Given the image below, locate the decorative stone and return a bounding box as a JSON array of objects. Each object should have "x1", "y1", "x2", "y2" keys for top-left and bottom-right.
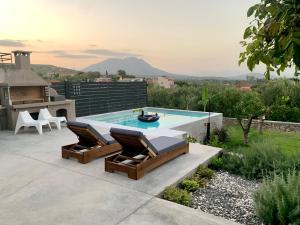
[{"x1": 191, "y1": 171, "x2": 261, "y2": 225}]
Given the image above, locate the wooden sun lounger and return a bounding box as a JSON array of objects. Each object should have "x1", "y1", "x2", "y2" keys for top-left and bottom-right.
[
  {"x1": 105, "y1": 128, "x2": 189, "y2": 180},
  {"x1": 62, "y1": 121, "x2": 122, "y2": 164}
]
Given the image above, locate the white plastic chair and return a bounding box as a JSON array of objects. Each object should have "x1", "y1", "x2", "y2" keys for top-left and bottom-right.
[
  {"x1": 15, "y1": 111, "x2": 52, "y2": 135},
  {"x1": 38, "y1": 108, "x2": 67, "y2": 130}
]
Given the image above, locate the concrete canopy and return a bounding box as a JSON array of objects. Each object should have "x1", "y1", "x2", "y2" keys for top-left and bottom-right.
[{"x1": 0, "y1": 67, "x2": 49, "y2": 87}]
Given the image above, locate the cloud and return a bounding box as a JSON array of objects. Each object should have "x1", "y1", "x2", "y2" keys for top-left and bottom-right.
[
  {"x1": 53, "y1": 51, "x2": 97, "y2": 59},
  {"x1": 34, "y1": 48, "x2": 140, "y2": 59},
  {"x1": 55, "y1": 53, "x2": 96, "y2": 59},
  {"x1": 37, "y1": 50, "x2": 97, "y2": 59},
  {"x1": 0, "y1": 39, "x2": 25, "y2": 47},
  {"x1": 82, "y1": 49, "x2": 141, "y2": 57}
]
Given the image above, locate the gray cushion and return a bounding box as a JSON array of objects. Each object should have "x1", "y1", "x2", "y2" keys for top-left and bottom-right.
[
  {"x1": 110, "y1": 128, "x2": 147, "y2": 156},
  {"x1": 148, "y1": 136, "x2": 187, "y2": 155},
  {"x1": 110, "y1": 128, "x2": 143, "y2": 138},
  {"x1": 67, "y1": 121, "x2": 115, "y2": 145},
  {"x1": 110, "y1": 127, "x2": 186, "y2": 155},
  {"x1": 110, "y1": 128, "x2": 154, "y2": 149}
]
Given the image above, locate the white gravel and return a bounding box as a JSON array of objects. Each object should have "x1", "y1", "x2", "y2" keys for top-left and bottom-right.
[{"x1": 192, "y1": 171, "x2": 261, "y2": 225}]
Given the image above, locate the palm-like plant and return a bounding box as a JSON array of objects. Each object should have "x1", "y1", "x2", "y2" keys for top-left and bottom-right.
[{"x1": 199, "y1": 87, "x2": 209, "y2": 112}]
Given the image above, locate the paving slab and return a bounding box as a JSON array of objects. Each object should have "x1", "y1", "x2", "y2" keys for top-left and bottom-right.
[
  {"x1": 1, "y1": 129, "x2": 221, "y2": 196},
  {"x1": 0, "y1": 129, "x2": 239, "y2": 225},
  {"x1": 0, "y1": 164, "x2": 152, "y2": 225},
  {"x1": 0, "y1": 153, "x2": 55, "y2": 199},
  {"x1": 119, "y1": 198, "x2": 240, "y2": 225}
]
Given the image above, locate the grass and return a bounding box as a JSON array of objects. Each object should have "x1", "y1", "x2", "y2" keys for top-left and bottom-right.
[{"x1": 223, "y1": 125, "x2": 300, "y2": 154}]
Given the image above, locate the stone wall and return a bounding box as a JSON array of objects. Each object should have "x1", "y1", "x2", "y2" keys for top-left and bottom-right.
[
  {"x1": 223, "y1": 117, "x2": 300, "y2": 132},
  {"x1": 0, "y1": 107, "x2": 8, "y2": 130}
]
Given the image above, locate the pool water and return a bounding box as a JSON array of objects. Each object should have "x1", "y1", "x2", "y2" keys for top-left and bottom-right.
[{"x1": 87, "y1": 108, "x2": 208, "y2": 129}]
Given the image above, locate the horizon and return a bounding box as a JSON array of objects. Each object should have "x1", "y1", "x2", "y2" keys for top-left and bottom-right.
[{"x1": 0, "y1": 0, "x2": 292, "y2": 77}]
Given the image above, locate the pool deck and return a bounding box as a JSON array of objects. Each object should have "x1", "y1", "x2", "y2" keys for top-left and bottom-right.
[{"x1": 0, "y1": 128, "x2": 239, "y2": 225}]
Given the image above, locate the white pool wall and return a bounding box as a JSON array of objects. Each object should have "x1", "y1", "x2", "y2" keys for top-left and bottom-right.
[
  {"x1": 172, "y1": 113, "x2": 223, "y2": 141},
  {"x1": 144, "y1": 107, "x2": 223, "y2": 140}
]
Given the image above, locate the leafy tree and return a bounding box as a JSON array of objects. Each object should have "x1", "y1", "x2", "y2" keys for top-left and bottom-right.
[
  {"x1": 211, "y1": 88, "x2": 242, "y2": 117},
  {"x1": 234, "y1": 91, "x2": 265, "y2": 144},
  {"x1": 147, "y1": 85, "x2": 173, "y2": 108},
  {"x1": 117, "y1": 70, "x2": 126, "y2": 76},
  {"x1": 174, "y1": 80, "x2": 189, "y2": 86},
  {"x1": 254, "y1": 79, "x2": 300, "y2": 122},
  {"x1": 178, "y1": 85, "x2": 197, "y2": 110},
  {"x1": 85, "y1": 71, "x2": 101, "y2": 81},
  {"x1": 239, "y1": 0, "x2": 300, "y2": 78}
]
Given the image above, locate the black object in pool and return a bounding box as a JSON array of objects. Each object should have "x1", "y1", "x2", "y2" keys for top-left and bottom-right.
[{"x1": 138, "y1": 110, "x2": 160, "y2": 122}]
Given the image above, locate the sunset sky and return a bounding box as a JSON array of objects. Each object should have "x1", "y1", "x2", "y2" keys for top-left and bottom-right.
[{"x1": 0, "y1": 0, "x2": 262, "y2": 76}]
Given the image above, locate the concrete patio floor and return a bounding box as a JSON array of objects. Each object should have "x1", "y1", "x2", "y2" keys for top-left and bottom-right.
[{"x1": 0, "y1": 128, "x2": 239, "y2": 225}]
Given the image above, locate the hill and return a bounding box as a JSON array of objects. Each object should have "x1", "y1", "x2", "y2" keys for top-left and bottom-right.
[
  {"x1": 83, "y1": 57, "x2": 171, "y2": 76},
  {"x1": 31, "y1": 64, "x2": 79, "y2": 77}
]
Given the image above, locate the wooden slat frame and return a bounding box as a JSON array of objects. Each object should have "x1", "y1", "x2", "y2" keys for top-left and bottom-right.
[
  {"x1": 61, "y1": 125, "x2": 122, "y2": 164},
  {"x1": 105, "y1": 142, "x2": 189, "y2": 180},
  {"x1": 62, "y1": 142, "x2": 122, "y2": 164}
]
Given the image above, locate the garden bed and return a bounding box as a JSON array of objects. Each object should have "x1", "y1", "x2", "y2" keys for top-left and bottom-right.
[
  {"x1": 191, "y1": 171, "x2": 261, "y2": 225},
  {"x1": 162, "y1": 125, "x2": 300, "y2": 225}
]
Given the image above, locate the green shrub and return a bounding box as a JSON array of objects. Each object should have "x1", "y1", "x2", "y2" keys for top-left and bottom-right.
[
  {"x1": 161, "y1": 186, "x2": 192, "y2": 206},
  {"x1": 196, "y1": 166, "x2": 214, "y2": 179},
  {"x1": 220, "y1": 140, "x2": 300, "y2": 179},
  {"x1": 186, "y1": 166, "x2": 215, "y2": 188},
  {"x1": 191, "y1": 175, "x2": 208, "y2": 187},
  {"x1": 254, "y1": 171, "x2": 300, "y2": 225},
  {"x1": 181, "y1": 179, "x2": 199, "y2": 192},
  {"x1": 186, "y1": 135, "x2": 198, "y2": 143},
  {"x1": 212, "y1": 127, "x2": 229, "y2": 143},
  {"x1": 268, "y1": 105, "x2": 300, "y2": 122},
  {"x1": 209, "y1": 135, "x2": 223, "y2": 148},
  {"x1": 209, "y1": 156, "x2": 224, "y2": 170}
]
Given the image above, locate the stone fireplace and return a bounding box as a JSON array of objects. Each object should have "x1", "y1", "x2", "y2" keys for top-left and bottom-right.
[{"x1": 0, "y1": 50, "x2": 76, "y2": 130}]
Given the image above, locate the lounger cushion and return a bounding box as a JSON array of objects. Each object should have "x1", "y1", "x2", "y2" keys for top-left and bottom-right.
[
  {"x1": 110, "y1": 128, "x2": 155, "y2": 148},
  {"x1": 110, "y1": 128, "x2": 143, "y2": 138},
  {"x1": 110, "y1": 128, "x2": 186, "y2": 155},
  {"x1": 67, "y1": 121, "x2": 116, "y2": 145},
  {"x1": 110, "y1": 128, "x2": 153, "y2": 155},
  {"x1": 148, "y1": 136, "x2": 187, "y2": 155}
]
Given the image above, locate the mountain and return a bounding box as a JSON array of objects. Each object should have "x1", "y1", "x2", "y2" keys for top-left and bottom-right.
[
  {"x1": 83, "y1": 57, "x2": 266, "y2": 81},
  {"x1": 31, "y1": 64, "x2": 79, "y2": 77},
  {"x1": 83, "y1": 57, "x2": 170, "y2": 77},
  {"x1": 32, "y1": 58, "x2": 266, "y2": 81}
]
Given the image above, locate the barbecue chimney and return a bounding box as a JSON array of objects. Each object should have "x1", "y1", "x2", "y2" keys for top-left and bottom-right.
[{"x1": 12, "y1": 50, "x2": 31, "y2": 69}]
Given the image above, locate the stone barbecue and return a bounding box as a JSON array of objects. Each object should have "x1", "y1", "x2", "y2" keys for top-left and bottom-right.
[{"x1": 0, "y1": 50, "x2": 75, "y2": 130}]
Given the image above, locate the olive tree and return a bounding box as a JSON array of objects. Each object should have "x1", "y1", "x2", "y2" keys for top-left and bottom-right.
[
  {"x1": 234, "y1": 91, "x2": 265, "y2": 144},
  {"x1": 239, "y1": 0, "x2": 300, "y2": 78}
]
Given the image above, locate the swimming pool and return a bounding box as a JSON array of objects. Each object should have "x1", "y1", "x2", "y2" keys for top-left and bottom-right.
[
  {"x1": 85, "y1": 107, "x2": 208, "y2": 129},
  {"x1": 78, "y1": 107, "x2": 223, "y2": 140}
]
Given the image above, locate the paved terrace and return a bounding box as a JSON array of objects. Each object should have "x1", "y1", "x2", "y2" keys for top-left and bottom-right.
[{"x1": 0, "y1": 128, "x2": 239, "y2": 225}]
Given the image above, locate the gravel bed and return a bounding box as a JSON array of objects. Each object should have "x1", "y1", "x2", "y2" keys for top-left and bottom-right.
[{"x1": 191, "y1": 171, "x2": 261, "y2": 225}]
